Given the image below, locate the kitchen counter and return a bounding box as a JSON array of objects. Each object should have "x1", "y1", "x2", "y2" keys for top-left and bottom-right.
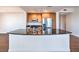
[
  {"x1": 9, "y1": 29, "x2": 71, "y2": 52},
  {"x1": 9, "y1": 29, "x2": 71, "y2": 35}
]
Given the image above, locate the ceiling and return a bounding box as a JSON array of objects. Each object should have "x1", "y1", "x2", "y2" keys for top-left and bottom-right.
[
  {"x1": 0, "y1": 6, "x2": 77, "y2": 14},
  {"x1": 20, "y1": 6, "x2": 76, "y2": 12}
]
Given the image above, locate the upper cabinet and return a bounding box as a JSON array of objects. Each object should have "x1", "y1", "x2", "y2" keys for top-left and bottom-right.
[{"x1": 27, "y1": 13, "x2": 42, "y2": 22}]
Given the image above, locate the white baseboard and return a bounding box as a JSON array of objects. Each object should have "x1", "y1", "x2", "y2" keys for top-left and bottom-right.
[
  {"x1": 0, "y1": 32, "x2": 8, "y2": 34},
  {"x1": 71, "y1": 33, "x2": 79, "y2": 37}
]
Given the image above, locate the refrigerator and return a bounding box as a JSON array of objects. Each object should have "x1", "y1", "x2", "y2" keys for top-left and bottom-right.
[{"x1": 42, "y1": 18, "x2": 53, "y2": 34}]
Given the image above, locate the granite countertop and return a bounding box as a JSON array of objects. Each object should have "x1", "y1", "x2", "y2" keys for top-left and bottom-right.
[{"x1": 8, "y1": 29, "x2": 72, "y2": 35}]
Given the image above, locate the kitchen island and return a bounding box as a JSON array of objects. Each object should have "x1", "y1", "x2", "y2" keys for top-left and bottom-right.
[{"x1": 8, "y1": 29, "x2": 71, "y2": 52}]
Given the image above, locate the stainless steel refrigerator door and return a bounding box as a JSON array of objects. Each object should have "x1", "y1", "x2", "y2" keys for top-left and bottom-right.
[
  {"x1": 46, "y1": 18, "x2": 52, "y2": 27},
  {"x1": 46, "y1": 28, "x2": 52, "y2": 34},
  {"x1": 42, "y1": 18, "x2": 47, "y2": 34},
  {"x1": 42, "y1": 18, "x2": 46, "y2": 24},
  {"x1": 46, "y1": 18, "x2": 53, "y2": 34}
]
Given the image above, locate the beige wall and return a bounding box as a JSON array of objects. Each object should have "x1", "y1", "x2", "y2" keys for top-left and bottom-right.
[
  {"x1": 0, "y1": 12, "x2": 26, "y2": 33},
  {"x1": 66, "y1": 8, "x2": 79, "y2": 37},
  {"x1": 0, "y1": 7, "x2": 27, "y2": 33},
  {"x1": 59, "y1": 15, "x2": 66, "y2": 30}
]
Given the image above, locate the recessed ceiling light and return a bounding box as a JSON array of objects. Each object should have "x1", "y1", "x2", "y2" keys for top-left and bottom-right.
[{"x1": 63, "y1": 9, "x2": 67, "y2": 11}]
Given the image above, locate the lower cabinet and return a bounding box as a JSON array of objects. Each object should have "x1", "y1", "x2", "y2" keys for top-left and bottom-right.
[{"x1": 9, "y1": 34, "x2": 70, "y2": 52}]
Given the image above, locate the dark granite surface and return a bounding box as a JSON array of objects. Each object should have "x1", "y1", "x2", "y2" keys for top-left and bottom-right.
[{"x1": 9, "y1": 29, "x2": 71, "y2": 35}]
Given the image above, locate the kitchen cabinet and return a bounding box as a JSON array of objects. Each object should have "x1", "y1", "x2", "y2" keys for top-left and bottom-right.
[
  {"x1": 9, "y1": 34, "x2": 70, "y2": 52},
  {"x1": 27, "y1": 12, "x2": 56, "y2": 29}
]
